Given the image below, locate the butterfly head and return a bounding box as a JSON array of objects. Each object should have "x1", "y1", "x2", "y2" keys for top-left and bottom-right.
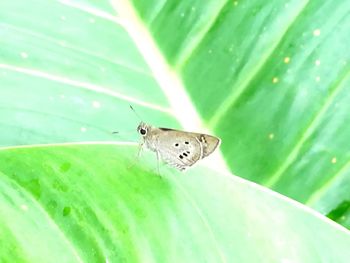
[{"x1": 137, "y1": 122, "x2": 149, "y2": 137}]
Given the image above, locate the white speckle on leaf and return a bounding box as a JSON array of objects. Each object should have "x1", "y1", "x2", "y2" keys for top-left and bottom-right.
[
  {"x1": 315, "y1": 59, "x2": 321, "y2": 66},
  {"x1": 313, "y1": 29, "x2": 321, "y2": 36},
  {"x1": 60, "y1": 15, "x2": 66, "y2": 21},
  {"x1": 272, "y1": 77, "x2": 279, "y2": 83},
  {"x1": 89, "y1": 18, "x2": 95, "y2": 23},
  {"x1": 268, "y1": 133, "x2": 275, "y2": 140},
  {"x1": 331, "y1": 157, "x2": 337, "y2": 164},
  {"x1": 80, "y1": 127, "x2": 87, "y2": 132},
  {"x1": 315, "y1": 76, "x2": 321, "y2": 82},
  {"x1": 92, "y1": 101, "x2": 101, "y2": 108},
  {"x1": 20, "y1": 52, "x2": 28, "y2": 59},
  {"x1": 21, "y1": 204, "x2": 28, "y2": 211},
  {"x1": 234, "y1": 1, "x2": 239, "y2": 6},
  {"x1": 59, "y1": 40, "x2": 67, "y2": 47},
  {"x1": 60, "y1": 94, "x2": 65, "y2": 99},
  {"x1": 284, "y1": 57, "x2": 290, "y2": 64}
]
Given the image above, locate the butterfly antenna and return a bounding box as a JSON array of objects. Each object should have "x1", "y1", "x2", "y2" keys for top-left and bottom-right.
[
  {"x1": 129, "y1": 105, "x2": 143, "y2": 121},
  {"x1": 111, "y1": 106, "x2": 142, "y2": 135}
]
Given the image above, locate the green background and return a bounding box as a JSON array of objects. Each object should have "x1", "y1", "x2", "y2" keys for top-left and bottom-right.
[{"x1": 1, "y1": 0, "x2": 350, "y2": 261}]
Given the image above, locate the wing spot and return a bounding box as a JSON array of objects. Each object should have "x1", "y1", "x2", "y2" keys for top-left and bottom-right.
[
  {"x1": 185, "y1": 141, "x2": 189, "y2": 144},
  {"x1": 183, "y1": 153, "x2": 188, "y2": 157},
  {"x1": 174, "y1": 143, "x2": 179, "y2": 147},
  {"x1": 186, "y1": 151, "x2": 190, "y2": 154},
  {"x1": 179, "y1": 155, "x2": 183, "y2": 159}
]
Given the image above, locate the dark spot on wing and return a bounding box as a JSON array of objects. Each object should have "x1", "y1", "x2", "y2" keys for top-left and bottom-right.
[
  {"x1": 179, "y1": 155, "x2": 183, "y2": 159},
  {"x1": 174, "y1": 143, "x2": 179, "y2": 147},
  {"x1": 186, "y1": 151, "x2": 190, "y2": 154},
  {"x1": 183, "y1": 153, "x2": 188, "y2": 157},
  {"x1": 185, "y1": 141, "x2": 189, "y2": 144}
]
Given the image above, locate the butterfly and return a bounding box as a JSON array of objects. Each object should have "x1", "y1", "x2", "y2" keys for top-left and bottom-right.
[{"x1": 137, "y1": 122, "x2": 221, "y2": 171}]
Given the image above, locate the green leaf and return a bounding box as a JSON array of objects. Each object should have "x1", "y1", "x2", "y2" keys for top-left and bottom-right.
[
  {"x1": 1, "y1": 0, "x2": 350, "y2": 261},
  {"x1": 327, "y1": 200, "x2": 350, "y2": 229},
  {"x1": 1, "y1": 144, "x2": 350, "y2": 262},
  {"x1": 128, "y1": 0, "x2": 350, "y2": 221},
  {"x1": 0, "y1": 0, "x2": 178, "y2": 146}
]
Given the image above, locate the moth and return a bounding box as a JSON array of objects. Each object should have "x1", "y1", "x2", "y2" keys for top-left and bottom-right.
[{"x1": 137, "y1": 121, "x2": 221, "y2": 171}]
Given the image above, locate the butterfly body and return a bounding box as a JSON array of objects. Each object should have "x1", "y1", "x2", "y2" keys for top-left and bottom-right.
[{"x1": 137, "y1": 122, "x2": 221, "y2": 171}]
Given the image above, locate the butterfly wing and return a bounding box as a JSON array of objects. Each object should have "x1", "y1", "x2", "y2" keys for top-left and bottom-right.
[
  {"x1": 155, "y1": 130, "x2": 203, "y2": 171},
  {"x1": 197, "y1": 134, "x2": 221, "y2": 157},
  {"x1": 159, "y1": 128, "x2": 221, "y2": 157}
]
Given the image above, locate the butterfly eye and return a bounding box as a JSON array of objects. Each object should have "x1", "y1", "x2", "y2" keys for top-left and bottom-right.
[{"x1": 140, "y1": 128, "x2": 147, "y2": 135}]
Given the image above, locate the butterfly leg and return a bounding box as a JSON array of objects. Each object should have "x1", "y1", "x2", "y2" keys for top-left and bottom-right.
[
  {"x1": 155, "y1": 150, "x2": 161, "y2": 176},
  {"x1": 128, "y1": 141, "x2": 144, "y2": 169},
  {"x1": 136, "y1": 141, "x2": 144, "y2": 159}
]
